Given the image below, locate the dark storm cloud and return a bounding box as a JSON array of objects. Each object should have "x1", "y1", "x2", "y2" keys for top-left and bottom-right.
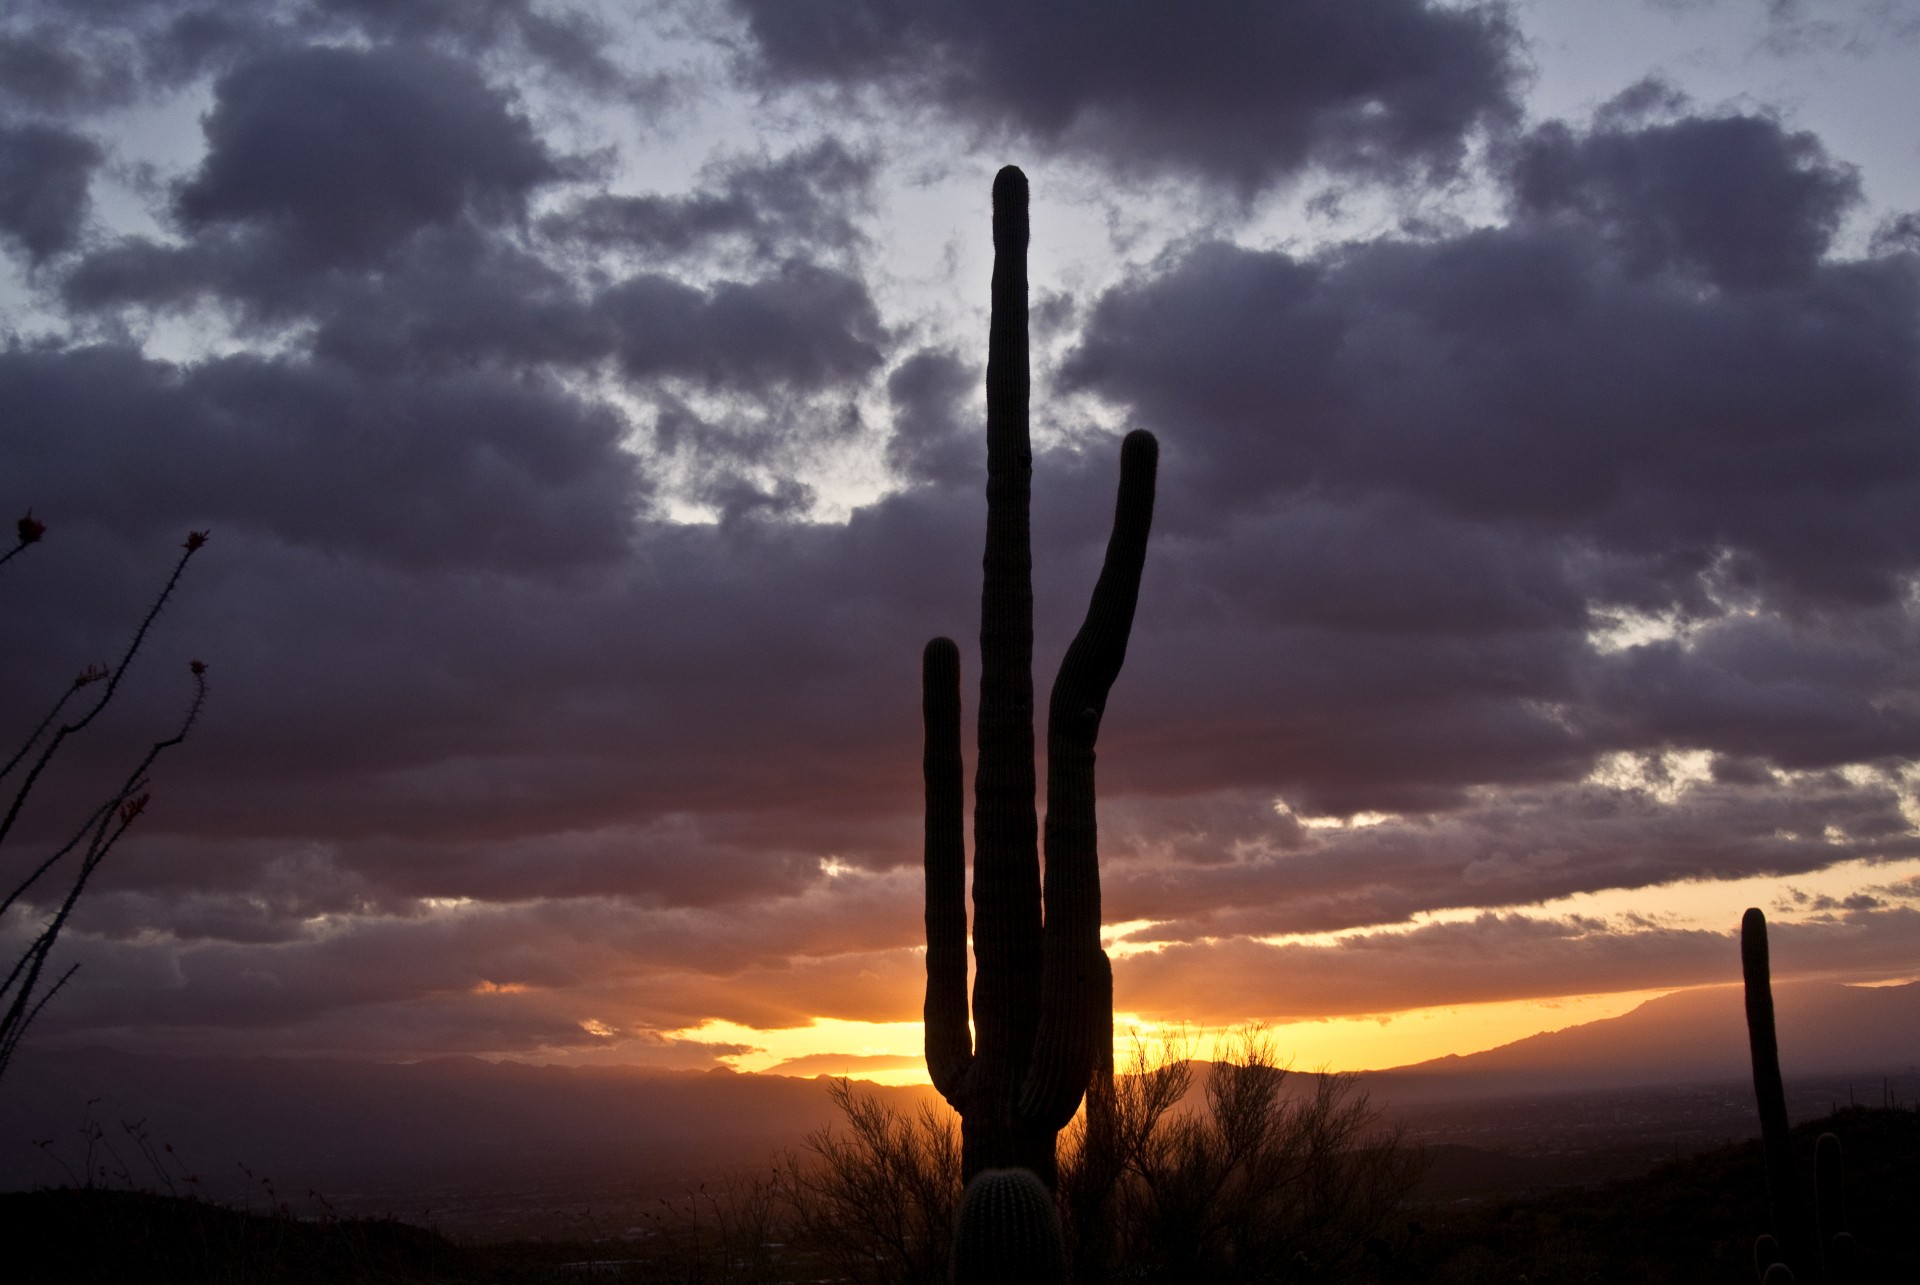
[
  {"x1": 0, "y1": 0, "x2": 634, "y2": 110},
  {"x1": 1, "y1": 427, "x2": 983, "y2": 885},
  {"x1": 174, "y1": 43, "x2": 563, "y2": 267},
  {"x1": 884, "y1": 348, "x2": 978, "y2": 486},
  {"x1": 1095, "y1": 765, "x2": 1920, "y2": 941},
  {"x1": 0, "y1": 344, "x2": 640, "y2": 571},
  {"x1": 1114, "y1": 904, "x2": 1920, "y2": 1023},
  {"x1": 19, "y1": 869, "x2": 930, "y2": 1045},
  {"x1": 727, "y1": 0, "x2": 1521, "y2": 191},
  {"x1": 0, "y1": 25, "x2": 139, "y2": 113},
  {"x1": 544, "y1": 139, "x2": 876, "y2": 260},
  {"x1": 0, "y1": 119, "x2": 101, "y2": 263},
  {"x1": 1043, "y1": 103, "x2": 1920, "y2": 842},
  {"x1": 597, "y1": 261, "x2": 888, "y2": 390},
  {"x1": 1066, "y1": 110, "x2": 1920, "y2": 611},
  {"x1": 312, "y1": 0, "x2": 623, "y2": 89},
  {"x1": 1506, "y1": 101, "x2": 1861, "y2": 289},
  {"x1": 63, "y1": 224, "x2": 893, "y2": 411}
]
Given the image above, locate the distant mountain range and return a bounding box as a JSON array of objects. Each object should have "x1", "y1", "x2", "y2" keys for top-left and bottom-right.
[
  {"x1": 1366, "y1": 979, "x2": 1920, "y2": 1102},
  {"x1": 0, "y1": 1047, "x2": 942, "y2": 1205},
  {"x1": 2, "y1": 980, "x2": 1913, "y2": 1229}
]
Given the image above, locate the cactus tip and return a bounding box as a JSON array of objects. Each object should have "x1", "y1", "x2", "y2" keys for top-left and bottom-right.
[{"x1": 992, "y1": 166, "x2": 1029, "y2": 250}]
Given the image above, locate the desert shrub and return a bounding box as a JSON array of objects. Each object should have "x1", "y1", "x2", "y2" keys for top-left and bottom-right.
[
  {"x1": 771, "y1": 1077, "x2": 962, "y2": 1285},
  {"x1": 1069, "y1": 1028, "x2": 1422, "y2": 1284},
  {"x1": 0, "y1": 516, "x2": 208, "y2": 1085},
  {"x1": 777, "y1": 1031, "x2": 1421, "y2": 1285}
]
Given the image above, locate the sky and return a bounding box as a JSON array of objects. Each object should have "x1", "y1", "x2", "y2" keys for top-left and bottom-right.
[{"x1": 4, "y1": 0, "x2": 1920, "y2": 1084}]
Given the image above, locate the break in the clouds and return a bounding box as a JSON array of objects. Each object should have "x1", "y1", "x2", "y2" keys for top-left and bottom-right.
[{"x1": 4, "y1": 1, "x2": 1920, "y2": 1068}]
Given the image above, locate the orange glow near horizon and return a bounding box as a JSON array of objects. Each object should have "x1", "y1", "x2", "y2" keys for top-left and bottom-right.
[
  {"x1": 652, "y1": 986, "x2": 1687, "y2": 1084},
  {"x1": 568, "y1": 859, "x2": 1920, "y2": 1082}
]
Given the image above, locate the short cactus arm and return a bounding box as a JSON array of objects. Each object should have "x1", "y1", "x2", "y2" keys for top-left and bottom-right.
[
  {"x1": 1815, "y1": 1131, "x2": 1851, "y2": 1284},
  {"x1": 923, "y1": 637, "x2": 973, "y2": 1103},
  {"x1": 1021, "y1": 429, "x2": 1158, "y2": 1130}
]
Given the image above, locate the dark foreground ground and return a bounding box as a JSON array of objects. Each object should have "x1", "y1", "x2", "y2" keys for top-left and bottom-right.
[{"x1": 4, "y1": 1107, "x2": 1916, "y2": 1283}]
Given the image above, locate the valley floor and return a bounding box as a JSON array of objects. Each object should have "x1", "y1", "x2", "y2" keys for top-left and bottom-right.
[{"x1": 5, "y1": 1107, "x2": 1917, "y2": 1284}]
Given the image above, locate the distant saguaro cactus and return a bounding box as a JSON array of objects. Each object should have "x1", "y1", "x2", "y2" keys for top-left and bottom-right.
[
  {"x1": 1740, "y1": 910, "x2": 1869, "y2": 1284},
  {"x1": 922, "y1": 165, "x2": 1159, "y2": 1187},
  {"x1": 1743, "y1": 908, "x2": 1804, "y2": 1269},
  {"x1": 951, "y1": 1167, "x2": 1069, "y2": 1284}
]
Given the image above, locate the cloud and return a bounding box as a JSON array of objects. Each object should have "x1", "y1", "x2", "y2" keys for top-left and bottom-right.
[
  {"x1": 1505, "y1": 95, "x2": 1861, "y2": 289},
  {"x1": 0, "y1": 119, "x2": 101, "y2": 263},
  {"x1": 313, "y1": 0, "x2": 627, "y2": 89},
  {"x1": 1065, "y1": 109, "x2": 1919, "y2": 612},
  {"x1": 1095, "y1": 770, "x2": 1920, "y2": 940},
  {"x1": 0, "y1": 24, "x2": 139, "y2": 113},
  {"x1": 175, "y1": 43, "x2": 564, "y2": 267},
  {"x1": 0, "y1": 1, "x2": 638, "y2": 112},
  {"x1": 597, "y1": 260, "x2": 888, "y2": 390},
  {"x1": 727, "y1": 0, "x2": 1521, "y2": 193},
  {"x1": 1113, "y1": 905, "x2": 1920, "y2": 1023},
  {"x1": 0, "y1": 344, "x2": 642, "y2": 571},
  {"x1": 884, "y1": 348, "x2": 979, "y2": 487},
  {"x1": 543, "y1": 139, "x2": 876, "y2": 260}
]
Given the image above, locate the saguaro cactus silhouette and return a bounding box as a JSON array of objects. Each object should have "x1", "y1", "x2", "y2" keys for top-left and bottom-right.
[
  {"x1": 1743, "y1": 907, "x2": 1867, "y2": 1284},
  {"x1": 921, "y1": 165, "x2": 1159, "y2": 1187},
  {"x1": 1742, "y1": 906, "x2": 1817, "y2": 1281}
]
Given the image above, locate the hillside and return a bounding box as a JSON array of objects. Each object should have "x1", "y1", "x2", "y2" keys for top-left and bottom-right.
[{"x1": 1368, "y1": 979, "x2": 1920, "y2": 1101}]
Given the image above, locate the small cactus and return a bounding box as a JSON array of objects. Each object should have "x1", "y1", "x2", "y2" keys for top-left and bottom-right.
[
  {"x1": 951, "y1": 1167, "x2": 1068, "y2": 1285},
  {"x1": 1815, "y1": 1132, "x2": 1851, "y2": 1284}
]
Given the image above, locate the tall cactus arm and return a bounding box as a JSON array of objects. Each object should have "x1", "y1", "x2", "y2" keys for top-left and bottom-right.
[
  {"x1": 924, "y1": 637, "x2": 974, "y2": 1103},
  {"x1": 973, "y1": 164, "x2": 1043, "y2": 1079},
  {"x1": 1021, "y1": 429, "x2": 1158, "y2": 1129}
]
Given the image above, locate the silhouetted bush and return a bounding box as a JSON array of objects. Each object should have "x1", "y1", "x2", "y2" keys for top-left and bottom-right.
[
  {"x1": 776, "y1": 1030, "x2": 1421, "y2": 1285},
  {"x1": 0, "y1": 515, "x2": 208, "y2": 1085}
]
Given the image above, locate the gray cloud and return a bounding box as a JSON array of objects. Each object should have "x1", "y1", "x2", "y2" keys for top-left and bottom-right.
[
  {"x1": 0, "y1": 24, "x2": 140, "y2": 113},
  {"x1": 0, "y1": 0, "x2": 636, "y2": 112},
  {"x1": 174, "y1": 44, "x2": 563, "y2": 267},
  {"x1": 1506, "y1": 96, "x2": 1861, "y2": 289},
  {"x1": 884, "y1": 348, "x2": 979, "y2": 487},
  {"x1": 0, "y1": 344, "x2": 641, "y2": 571},
  {"x1": 598, "y1": 260, "x2": 888, "y2": 390},
  {"x1": 0, "y1": 119, "x2": 101, "y2": 263},
  {"x1": 1114, "y1": 904, "x2": 1920, "y2": 1023},
  {"x1": 543, "y1": 139, "x2": 876, "y2": 260},
  {"x1": 727, "y1": 0, "x2": 1521, "y2": 192},
  {"x1": 1066, "y1": 110, "x2": 1920, "y2": 611}
]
